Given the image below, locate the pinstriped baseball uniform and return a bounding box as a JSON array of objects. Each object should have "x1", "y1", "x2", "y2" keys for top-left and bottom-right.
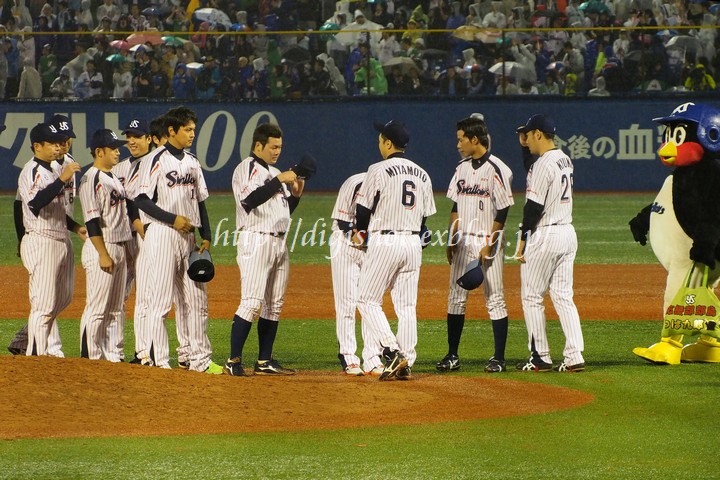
[
  {"x1": 356, "y1": 155, "x2": 436, "y2": 367},
  {"x1": 8, "y1": 152, "x2": 76, "y2": 356},
  {"x1": 78, "y1": 166, "x2": 132, "y2": 360},
  {"x1": 233, "y1": 155, "x2": 292, "y2": 323},
  {"x1": 331, "y1": 173, "x2": 382, "y2": 372},
  {"x1": 137, "y1": 147, "x2": 213, "y2": 371},
  {"x1": 521, "y1": 148, "x2": 584, "y2": 366},
  {"x1": 447, "y1": 154, "x2": 514, "y2": 318},
  {"x1": 114, "y1": 147, "x2": 192, "y2": 365},
  {"x1": 18, "y1": 158, "x2": 74, "y2": 356}
]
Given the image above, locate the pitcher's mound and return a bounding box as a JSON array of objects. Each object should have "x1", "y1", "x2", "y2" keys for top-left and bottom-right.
[{"x1": 0, "y1": 356, "x2": 594, "y2": 439}]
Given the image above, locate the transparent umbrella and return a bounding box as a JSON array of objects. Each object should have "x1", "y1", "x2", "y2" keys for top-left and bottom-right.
[{"x1": 193, "y1": 8, "x2": 232, "y2": 27}]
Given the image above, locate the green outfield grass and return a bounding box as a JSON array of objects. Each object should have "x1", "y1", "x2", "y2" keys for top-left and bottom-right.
[{"x1": 2, "y1": 192, "x2": 716, "y2": 480}]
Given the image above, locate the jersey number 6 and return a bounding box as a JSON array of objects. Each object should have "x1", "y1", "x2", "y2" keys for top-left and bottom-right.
[{"x1": 402, "y1": 180, "x2": 416, "y2": 208}]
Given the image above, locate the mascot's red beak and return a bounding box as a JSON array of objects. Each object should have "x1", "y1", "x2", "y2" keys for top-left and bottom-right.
[{"x1": 658, "y1": 141, "x2": 704, "y2": 167}]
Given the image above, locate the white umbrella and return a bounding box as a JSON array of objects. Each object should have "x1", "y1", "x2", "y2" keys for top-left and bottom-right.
[
  {"x1": 193, "y1": 7, "x2": 232, "y2": 27},
  {"x1": 665, "y1": 35, "x2": 702, "y2": 52},
  {"x1": 382, "y1": 57, "x2": 420, "y2": 76},
  {"x1": 488, "y1": 61, "x2": 533, "y2": 79},
  {"x1": 186, "y1": 62, "x2": 203, "y2": 70}
]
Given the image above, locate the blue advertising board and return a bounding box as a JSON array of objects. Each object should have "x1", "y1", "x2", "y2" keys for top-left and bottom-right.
[{"x1": 0, "y1": 98, "x2": 697, "y2": 192}]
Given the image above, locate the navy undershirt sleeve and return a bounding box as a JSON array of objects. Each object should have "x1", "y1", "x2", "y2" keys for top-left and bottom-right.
[
  {"x1": 241, "y1": 177, "x2": 283, "y2": 213},
  {"x1": 134, "y1": 194, "x2": 177, "y2": 225},
  {"x1": 520, "y1": 200, "x2": 544, "y2": 236},
  {"x1": 27, "y1": 178, "x2": 64, "y2": 217}
]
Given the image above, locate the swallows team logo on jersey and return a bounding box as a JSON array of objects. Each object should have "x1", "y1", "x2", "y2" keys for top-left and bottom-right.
[
  {"x1": 456, "y1": 180, "x2": 489, "y2": 197},
  {"x1": 109, "y1": 189, "x2": 124, "y2": 207},
  {"x1": 166, "y1": 171, "x2": 196, "y2": 187}
]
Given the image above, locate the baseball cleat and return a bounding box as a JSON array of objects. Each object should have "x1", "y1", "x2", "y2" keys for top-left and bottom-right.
[
  {"x1": 178, "y1": 360, "x2": 190, "y2": 370},
  {"x1": 516, "y1": 357, "x2": 553, "y2": 372},
  {"x1": 344, "y1": 364, "x2": 364, "y2": 376},
  {"x1": 254, "y1": 359, "x2": 296, "y2": 376},
  {"x1": 436, "y1": 354, "x2": 460, "y2": 372},
  {"x1": 484, "y1": 356, "x2": 506, "y2": 373},
  {"x1": 379, "y1": 350, "x2": 408, "y2": 381},
  {"x1": 366, "y1": 365, "x2": 385, "y2": 376},
  {"x1": 396, "y1": 366, "x2": 412, "y2": 381},
  {"x1": 7, "y1": 346, "x2": 23, "y2": 355},
  {"x1": 554, "y1": 362, "x2": 585, "y2": 372},
  {"x1": 224, "y1": 357, "x2": 248, "y2": 376},
  {"x1": 204, "y1": 361, "x2": 225, "y2": 374}
]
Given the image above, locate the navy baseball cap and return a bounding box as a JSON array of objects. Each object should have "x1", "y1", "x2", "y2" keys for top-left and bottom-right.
[
  {"x1": 187, "y1": 249, "x2": 215, "y2": 282},
  {"x1": 290, "y1": 153, "x2": 317, "y2": 180},
  {"x1": 123, "y1": 118, "x2": 150, "y2": 136},
  {"x1": 374, "y1": 120, "x2": 410, "y2": 149},
  {"x1": 456, "y1": 259, "x2": 484, "y2": 290},
  {"x1": 30, "y1": 122, "x2": 67, "y2": 144},
  {"x1": 516, "y1": 114, "x2": 556, "y2": 135},
  {"x1": 90, "y1": 129, "x2": 128, "y2": 150},
  {"x1": 49, "y1": 114, "x2": 76, "y2": 138}
]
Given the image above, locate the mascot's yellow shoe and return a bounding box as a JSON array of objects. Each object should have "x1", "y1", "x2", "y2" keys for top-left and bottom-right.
[
  {"x1": 681, "y1": 335, "x2": 720, "y2": 363},
  {"x1": 633, "y1": 337, "x2": 683, "y2": 365}
]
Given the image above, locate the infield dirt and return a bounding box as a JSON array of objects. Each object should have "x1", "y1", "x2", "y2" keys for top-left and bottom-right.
[{"x1": 0, "y1": 264, "x2": 663, "y2": 439}]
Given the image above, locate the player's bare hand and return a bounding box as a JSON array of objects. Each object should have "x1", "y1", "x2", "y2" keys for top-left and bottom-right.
[
  {"x1": 198, "y1": 239, "x2": 210, "y2": 253},
  {"x1": 479, "y1": 244, "x2": 492, "y2": 261},
  {"x1": 291, "y1": 178, "x2": 305, "y2": 197},
  {"x1": 446, "y1": 245, "x2": 455, "y2": 264},
  {"x1": 59, "y1": 162, "x2": 81, "y2": 182},
  {"x1": 173, "y1": 215, "x2": 193, "y2": 233},
  {"x1": 515, "y1": 239, "x2": 527, "y2": 264},
  {"x1": 99, "y1": 253, "x2": 114, "y2": 273},
  {"x1": 277, "y1": 170, "x2": 298, "y2": 185}
]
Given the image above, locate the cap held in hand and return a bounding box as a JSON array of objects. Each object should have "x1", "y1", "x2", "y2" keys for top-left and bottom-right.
[
  {"x1": 187, "y1": 249, "x2": 215, "y2": 283},
  {"x1": 290, "y1": 153, "x2": 317, "y2": 180},
  {"x1": 456, "y1": 259, "x2": 484, "y2": 290}
]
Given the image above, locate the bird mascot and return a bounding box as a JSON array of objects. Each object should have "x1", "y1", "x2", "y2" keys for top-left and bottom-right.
[{"x1": 629, "y1": 102, "x2": 720, "y2": 364}]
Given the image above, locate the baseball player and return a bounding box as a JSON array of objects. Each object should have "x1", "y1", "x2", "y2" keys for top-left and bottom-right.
[
  {"x1": 134, "y1": 106, "x2": 222, "y2": 374},
  {"x1": 78, "y1": 129, "x2": 134, "y2": 361},
  {"x1": 437, "y1": 114, "x2": 514, "y2": 373},
  {"x1": 224, "y1": 123, "x2": 305, "y2": 377},
  {"x1": 18, "y1": 122, "x2": 84, "y2": 356},
  {"x1": 331, "y1": 172, "x2": 384, "y2": 376},
  {"x1": 8, "y1": 114, "x2": 79, "y2": 356},
  {"x1": 112, "y1": 117, "x2": 156, "y2": 364},
  {"x1": 514, "y1": 114, "x2": 585, "y2": 372},
  {"x1": 353, "y1": 120, "x2": 436, "y2": 381}
]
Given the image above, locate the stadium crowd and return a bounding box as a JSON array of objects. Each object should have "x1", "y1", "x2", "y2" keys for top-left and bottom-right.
[{"x1": 2, "y1": 0, "x2": 720, "y2": 100}]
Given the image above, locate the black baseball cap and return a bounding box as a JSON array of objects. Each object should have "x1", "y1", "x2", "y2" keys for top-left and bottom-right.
[
  {"x1": 516, "y1": 114, "x2": 556, "y2": 135},
  {"x1": 30, "y1": 122, "x2": 67, "y2": 144},
  {"x1": 90, "y1": 129, "x2": 128, "y2": 150},
  {"x1": 374, "y1": 120, "x2": 410, "y2": 149},
  {"x1": 187, "y1": 249, "x2": 215, "y2": 282},
  {"x1": 122, "y1": 118, "x2": 150, "y2": 136},
  {"x1": 49, "y1": 114, "x2": 76, "y2": 138},
  {"x1": 456, "y1": 259, "x2": 484, "y2": 290},
  {"x1": 0, "y1": 124, "x2": 5, "y2": 134}
]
